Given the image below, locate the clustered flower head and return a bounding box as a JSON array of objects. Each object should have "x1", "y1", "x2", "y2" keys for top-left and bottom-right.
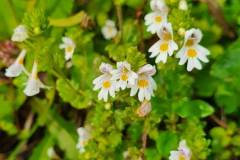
[
  {"x1": 148, "y1": 22, "x2": 178, "y2": 63},
  {"x1": 145, "y1": 0, "x2": 210, "y2": 71},
  {"x1": 93, "y1": 62, "x2": 156, "y2": 102},
  {"x1": 145, "y1": 0, "x2": 168, "y2": 34},
  {"x1": 169, "y1": 140, "x2": 192, "y2": 160}
]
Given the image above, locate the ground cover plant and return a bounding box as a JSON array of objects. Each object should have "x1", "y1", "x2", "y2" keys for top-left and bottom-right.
[{"x1": 0, "y1": 0, "x2": 240, "y2": 159}]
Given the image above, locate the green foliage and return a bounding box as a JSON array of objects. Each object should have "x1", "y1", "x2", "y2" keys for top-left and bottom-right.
[
  {"x1": 56, "y1": 78, "x2": 92, "y2": 109},
  {"x1": 0, "y1": 0, "x2": 240, "y2": 159},
  {"x1": 106, "y1": 44, "x2": 146, "y2": 71},
  {"x1": 29, "y1": 136, "x2": 53, "y2": 160},
  {"x1": 175, "y1": 99, "x2": 214, "y2": 118},
  {"x1": 23, "y1": 8, "x2": 49, "y2": 36},
  {"x1": 211, "y1": 39, "x2": 240, "y2": 114},
  {"x1": 156, "y1": 131, "x2": 178, "y2": 157}
]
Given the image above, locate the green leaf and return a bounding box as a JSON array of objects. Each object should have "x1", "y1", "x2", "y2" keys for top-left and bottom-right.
[
  {"x1": 106, "y1": 44, "x2": 146, "y2": 71},
  {"x1": 0, "y1": 119, "x2": 18, "y2": 135},
  {"x1": 145, "y1": 148, "x2": 161, "y2": 160},
  {"x1": 211, "y1": 39, "x2": 240, "y2": 113},
  {"x1": 175, "y1": 100, "x2": 214, "y2": 118},
  {"x1": 156, "y1": 131, "x2": 178, "y2": 157},
  {"x1": 127, "y1": 122, "x2": 142, "y2": 144},
  {"x1": 47, "y1": 110, "x2": 78, "y2": 159},
  {"x1": 122, "y1": 19, "x2": 140, "y2": 44},
  {"x1": 0, "y1": 0, "x2": 18, "y2": 39},
  {"x1": 56, "y1": 78, "x2": 92, "y2": 109},
  {"x1": 125, "y1": 0, "x2": 143, "y2": 8},
  {"x1": 211, "y1": 38, "x2": 240, "y2": 85},
  {"x1": 214, "y1": 85, "x2": 238, "y2": 114},
  {"x1": 29, "y1": 135, "x2": 53, "y2": 160},
  {"x1": 0, "y1": 95, "x2": 13, "y2": 118},
  {"x1": 194, "y1": 68, "x2": 219, "y2": 97}
]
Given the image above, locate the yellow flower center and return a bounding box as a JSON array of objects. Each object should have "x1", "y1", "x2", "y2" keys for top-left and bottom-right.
[
  {"x1": 65, "y1": 46, "x2": 73, "y2": 53},
  {"x1": 18, "y1": 58, "x2": 24, "y2": 64},
  {"x1": 179, "y1": 153, "x2": 186, "y2": 160},
  {"x1": 155, "y1": 16, "x2": 162, "y2": 23},
  {"x1": 102, "y1": 81, "x2": 111, "y2": 89},
  {"x1": 187, "y1": 48, "x2": 197, "y2": 58},
  {"x1": 138, "y1": 79, "x2": 149, "y2": 88},
  {"x1": 108, "y1": 27, "x2": 113, "y2": 33},
  {"x1": 162, "y1": 32, "x2": 172, "y2": 41},
  {"x1": 121, "y1": 74, "x2": 128, "y2": 81},
  {"x1": 185, "y1": 39, "x2": 194, "y2": 46},
  {"x1": 160, "y1": 43, "x2": 169, "y2": 52}
]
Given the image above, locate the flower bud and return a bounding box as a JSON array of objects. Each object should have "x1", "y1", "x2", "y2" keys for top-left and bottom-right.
[
  {"x1": 136, "y1": 100, "x2": 152, "y2": 117},
  {"x1": 179, "y1": 0, "x2": 188, "y2": 11},
  {"x1": 178, "y1": 27, "x2": 186, "y2": 36}
]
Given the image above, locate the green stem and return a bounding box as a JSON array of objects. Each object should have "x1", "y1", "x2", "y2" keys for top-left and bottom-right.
[
  {"x1": 116, "y1": 5, "x2": 123, "y2": 42},
  {"x1": 49, "y1": 11, "x2": 87, "y2": 27},
  {"x1": 8, "y1": 123, "x2": 39, "y2": 160}
]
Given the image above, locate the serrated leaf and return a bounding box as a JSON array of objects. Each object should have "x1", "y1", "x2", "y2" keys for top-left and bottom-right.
[
  {"x1": 156, "y1": 131, "x2": 178, "y2": 157},
  {"x1": 56, "y1": 78, "x2": 91, "y2": 109},
  {"x1": 106, "y1": 44, "x2": 146, "y2": 71}
]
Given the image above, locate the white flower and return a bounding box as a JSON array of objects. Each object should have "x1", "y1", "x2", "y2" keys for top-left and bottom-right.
[
  {"x1": 93, "y1": 63, "x2": 118, "y2": 102},
  {"x1": 130, "y1": 64, "x2": 157, "y2": 102},
  {"x1": 76, "y1": 127, "x2": 90, "y2": 153},
  {"x1": 23, "y1": 61, "x2": 47, "y2": 96},
  {"x1": 169, "y1": 140, "x2": 191, "y2": 160},
  {"x1": 144, "y1": 10, "x2": 168, "y2": 34},
  {"x1": 11, "y1": 25, "x2": 29, "y2": 42},
  {"x1": 150, "y1": 0, "x2": 168, "y2": 12},
  {"x1": 136, "y1": 100, "x2": 152, "y2": 117},
  {"x1": 176, "y1": 28, "x2": 210, "y2": 72},
  {"x1": 179, "y1": 0, "x2": 188, "y2": 11},
  {"x1": 111, "y1": 61, "x2": 138, "y2": 90},
  {"x1": 59, "y1": 37, "x2": 76, "y2": 61},
  {"x1": 148, "y1": 22, "x2": 178, "y2": 63},
  {"x1": 5, "y1": 49, "x2": 27, "y2": 77},
  {"x1": 101, "y1": 20, "x2": 118, "y2": 40}
]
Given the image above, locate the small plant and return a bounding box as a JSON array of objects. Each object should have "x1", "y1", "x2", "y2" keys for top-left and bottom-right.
[{"x1": 0, "y1": 0, "x2": 240, "y2": 159}]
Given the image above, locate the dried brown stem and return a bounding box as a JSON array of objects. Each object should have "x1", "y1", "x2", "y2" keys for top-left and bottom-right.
[
  {"x1": 116, "y1": 5, "x2": 123, "y2": 41},
  {"x1": 141, "y1": 131, "x2": 147, "y2": 159},
  {"x1": 199, "y1": 0, "x2": 236, "y2": 38},
  {"x1": 24, "y1": 112, "x2": 34, "y2": 130},
  {"x1": 210, "y1": 115, "x2": 227, "y2": 128}
]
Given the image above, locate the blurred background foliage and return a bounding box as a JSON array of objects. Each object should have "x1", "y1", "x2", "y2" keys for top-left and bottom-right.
[{"x1": 0, "y1": 0, "x2": 240, "y2": 159}]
